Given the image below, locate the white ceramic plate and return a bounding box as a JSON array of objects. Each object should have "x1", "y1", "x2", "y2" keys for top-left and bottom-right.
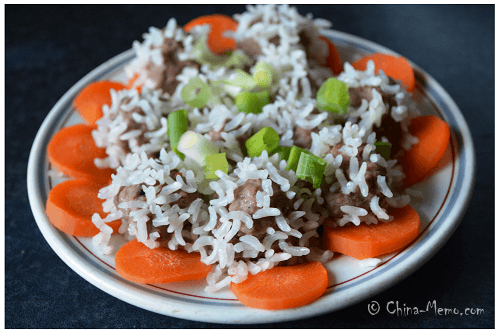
[{"x1": 27, "y1": 29, "x2": 475, "y2": 324}]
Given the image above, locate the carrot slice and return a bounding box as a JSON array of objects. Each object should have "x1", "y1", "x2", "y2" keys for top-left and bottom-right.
[
  {"x1": 184, "y1": 14, "x2": 238, "y2": 55},
  {"x1": 323, "y1": 205, "x2": 421, "y2": 260},
  {"x1": 351, "y1": 53, "x2": 416, "y2": 92},
  {"x1": 46, "y1": 179, "x2": 121, "y2": 237},
  {"x1": 230, "y1": 262, "x2": 328, "y2": 310},
  {"x1": 319, "y1": 36, "x2": 343, "y2": 75},
  {"x1": 73, "y1": 80, "x2": 126, "y2": 126},
  {"x1": 402, "y1": 115, "x2": 451, "y2": 186},
  {"x1": 47, "y1": 124, "x2": 114, "y2": 185},
  {"x1": 115, "y1": 239, "x2": 211, "y2": 284}
]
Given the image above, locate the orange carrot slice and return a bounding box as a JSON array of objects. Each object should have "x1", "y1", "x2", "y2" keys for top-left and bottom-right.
[
  {"x1": 47, "y1": 124, "x2": 114, "y2": 185},
  {"x1": 184, "y1": 14, "x2": 238, "y2": 55},
  {"x1": 46, "y1": 179, "x2": 121, "y2": 237},
  {"x1": 402, "y1": 115, "x2": 451, "y2": 186},
  {"x1": 230, "y1": 262, "x2": 328, "y2": 310},
  {"x1": 115, "y1": 239, "x2": 211, "y2": 284},
  {"x1": 73, "y1": 80, "x2": 126, "y2": 126},
  {"x1": 351, "y1": 53, "x2": 416, "y2": 92},
  {"x1": 323, "y1": 205, "x2": 421, "y2": 260},
  {"x1": 319, "y1": 36, "x2": 343, "y2": 75}
]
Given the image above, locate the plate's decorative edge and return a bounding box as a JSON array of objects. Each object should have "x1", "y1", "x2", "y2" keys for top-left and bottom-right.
[{"x1": 26, "y1": 29, "x2": 475, "y2": 324}]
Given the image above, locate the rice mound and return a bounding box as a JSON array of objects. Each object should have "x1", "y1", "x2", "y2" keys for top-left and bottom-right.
[{"x1": 88, "y1": 4, "x2": 419, "y2": 292}]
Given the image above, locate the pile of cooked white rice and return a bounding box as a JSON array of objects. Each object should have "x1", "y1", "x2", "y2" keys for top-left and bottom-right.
[{"x1": 89, "y1": 4, "x2": 419, "y2": 292}]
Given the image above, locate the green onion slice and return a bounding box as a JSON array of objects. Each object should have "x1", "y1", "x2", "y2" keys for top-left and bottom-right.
[
  {"x1": 235, "y1": 90, "x2": 269, "y2": 115},
  {"x1": 222, "y1": 50, "x2": 253, "y2": 69},
  {"x1": 176, "y1": 130, "x2": 220, "y2": 166},
  {"x1": 253, "y1": 61, "x2": 277, "y2": 88},
  {"x1": 204, "y1": 152, "x2": 229, "y2": 179},
  {"x1": 245, "y1": 127, "x2": 280, "y2": 157},
  {"x1": 296, "y1": 152, "x2": 327, "y2": 189},
  {"x1": 271, "y1": 146, "x2": 292, "y2": 162},
  {"x1": 316, "y1": 77, "x2": 350, "y2": 114},
  {"x1": 167, "y1": 109, "x2": 188, "y2": 159},
  {"x1": 192, "y1": 36, "x2": 252, "y2": 69},
  {"x1": 212, "y1": 69, "x2": 257, "y2": 92},
  {"x1": 286, "y1": 146, "x2": 313, "y2": 172},
  {"x1": 375, "y1": 142, "x2": 392, "y2": 160},
  {"x1": 181, "y1": 77, "x2": 212, "y2": 109}
]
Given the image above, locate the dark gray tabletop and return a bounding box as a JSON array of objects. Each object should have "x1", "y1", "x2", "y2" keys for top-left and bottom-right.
[{"x1": 6, "y1": 5, "x2": 493, "y2": 328}]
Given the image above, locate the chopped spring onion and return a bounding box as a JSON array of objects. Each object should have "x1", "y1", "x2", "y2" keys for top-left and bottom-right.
[
  {"x1": 285, "y1": 146, "x2": 313, "y2": 172},
  {"x1": 317, "y1": 77, "x2": 350, "y2": 114},
  {"x1": 245, "y1": 127, "x2": 280, "y2": 157},
  {"x1": 222, "y1": 50, "x2": 253, "y2": 69},
  {"x1": 253, "y1": 61, "x2": 277, "y2": 88},
  {"x1": 176, "y1": 130, "x2": 219, "y2": 166},
  {"x1": 204, "y1": 152, "x2": 229, "y2": 179},
  {"x1": 235, "y1": 90, "x2": 269, "y2": 115},
  {"x1": 181, "y1": 77, "x2": 212, "y2": 109},
  {"x1": 167, "y1": 109, "x2": 188, "y2": 159},
  {"x1": 192, "y1": 36, "x2": 252, "y2": 69},
  {"x1": 213, "y1": 69, "x2": 257, "y2": 91},
  {"x1": 296, "y1": 152, "x2": 327, "y2": 189},
  {"x1": 375, "y1": 142, "x2": 392, "y2": 160},
  {"x1": 271, "y1": 146, "x2": 292, "y2": 162}
]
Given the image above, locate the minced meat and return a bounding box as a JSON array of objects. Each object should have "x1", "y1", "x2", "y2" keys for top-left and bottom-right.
[
  {"x1": 141, "y1": 38, "x2": 199, "y2": 95},
  {"x1": 293, "y1": 126, "x2": 314, "y2": 149},
  {"x1": 115, "y1": 169, "x2": 201, "y2": 247},
  {"x1": 223, "y1": 179, "x2": 293, "y2": 238},
  {"x1": 322, "y1": 141, "x2": 390, "y2": 224}
]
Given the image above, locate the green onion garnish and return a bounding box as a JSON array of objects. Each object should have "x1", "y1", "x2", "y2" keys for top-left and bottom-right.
[
  {"x1": 286, "y1": 146, "x2": 313, "y2": 172},
  {"x1": 204, "y1": 152, "x2": 229, "y2": 179},
  {"x1": 176, "y1": 130, "x2": 220, "y2": 166},
  {"x1": 167, "y1": 109, "x2": 188, "y2": 159},
  {"x1": 191, "y1": 36, "x2": 252, "y2": 69},
  {"x1": 271, "y1": 146, "x2": 292, "y2": 162},
  {"x1": 181, "y1": 77, "x2": 212, "y2": 109},
  {"x1": 375, "y1": 142, "x2": 392, "y2": 160},
  {"x1": 228, "y1": 69, "x2": 257, "y2": 90},
  {"x1": 235, "y1": 90, "x2": 269, "y2": 115},
  {"x1": 296, "y1": 152, "x2": 327, "y2": 189},
  {"x1": 222, "y1": 50, "x2": 253, "y2": 69},
  {"x1": 245, "y1": 127, "x2": 280, "y2": 157},
  {"x1": 253, "y1": 61, "x2": 277, "y2": 89},
  {"x1": 316, "y1": 77, "x2": 350, "y2": 114}
]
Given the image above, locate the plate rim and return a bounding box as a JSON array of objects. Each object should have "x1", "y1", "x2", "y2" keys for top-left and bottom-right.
[{"x1": 27, "y1": 28, "x2": 476, "y2": 324}]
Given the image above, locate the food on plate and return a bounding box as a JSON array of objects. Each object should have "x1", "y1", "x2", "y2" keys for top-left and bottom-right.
[{"x1": 44, "y1": 4, "x2": 450, "y2": 309}]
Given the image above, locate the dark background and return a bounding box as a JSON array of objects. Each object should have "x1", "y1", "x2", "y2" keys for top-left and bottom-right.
[{"x1": 5, "y1": 5, "x2": 494, "y2": 328}]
